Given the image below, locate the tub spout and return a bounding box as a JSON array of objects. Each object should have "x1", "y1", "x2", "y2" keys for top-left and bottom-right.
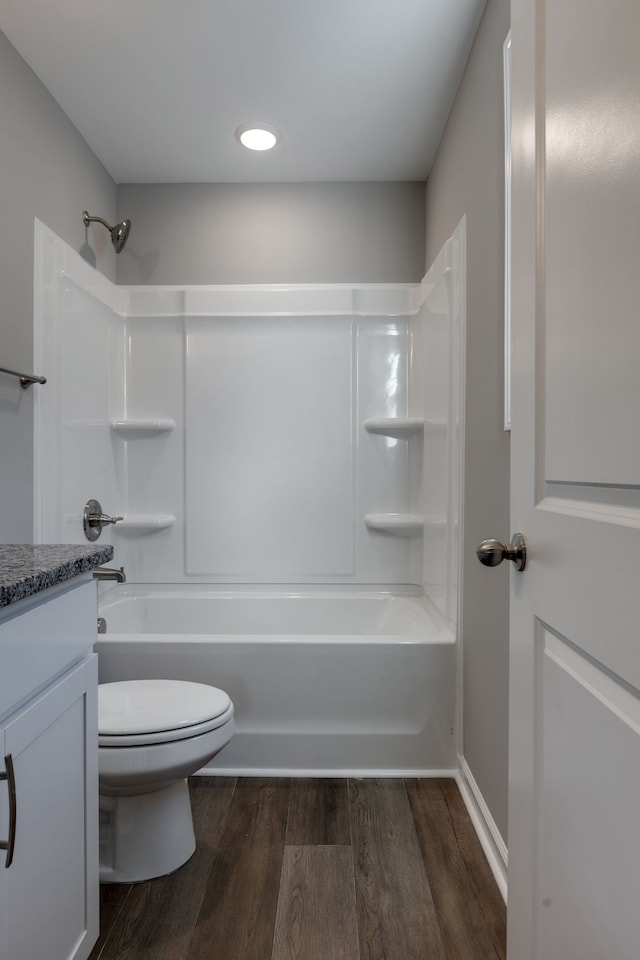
[{"x1": 93, "y1": 566, "x2": 126, "y2": 583}]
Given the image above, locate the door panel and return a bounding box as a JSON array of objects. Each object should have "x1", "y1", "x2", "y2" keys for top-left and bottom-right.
[
  {"x1": 543, "y1": 0, "x2": 640, "y2": 486},
  {"x1": 509, "y1": 0, "x2": 640, "y2": 956},
  {"x1": 538, "y1": 627, "x2": 640, "y2": 958}
]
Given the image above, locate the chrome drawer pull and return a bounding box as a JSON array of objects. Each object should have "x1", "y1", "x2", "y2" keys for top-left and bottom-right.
[{"x1": 0, "y1": 754, "x2": 17, "y2": 868}]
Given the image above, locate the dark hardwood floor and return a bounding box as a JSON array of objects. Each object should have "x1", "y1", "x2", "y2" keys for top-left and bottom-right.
[{"x1": 89, "y1": 778, "x2": 506, "y2": 960}]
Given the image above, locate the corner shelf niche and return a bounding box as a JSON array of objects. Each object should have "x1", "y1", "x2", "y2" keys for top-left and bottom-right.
[
  {"x1": 113, "y1": 514, "x2": 175, "y2": 534},
  {"x1": 111, "y1": 419, "x2": 175, "y2": 439},
  {"x1": 364, "y1": 417, "x2": 424, "y2": 439}
]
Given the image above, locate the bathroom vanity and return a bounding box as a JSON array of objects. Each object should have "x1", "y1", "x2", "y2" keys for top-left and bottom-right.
[{"x1": 0, "y1": 544, "x2": 112, "y2": 960}]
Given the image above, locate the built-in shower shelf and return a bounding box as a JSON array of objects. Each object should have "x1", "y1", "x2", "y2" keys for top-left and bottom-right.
[
  {"x1": 364, "y1": 417, "x2": 424, "y2": 439},
  {"x1": 365, "y1": 513, "x2": 425, "y2": 537},
  {"x1": 111, "y1": 419, "x2": 176, "y2": 438},
  {"x1": 113, "y1": 514, "x2": 176, "y2": 534}
]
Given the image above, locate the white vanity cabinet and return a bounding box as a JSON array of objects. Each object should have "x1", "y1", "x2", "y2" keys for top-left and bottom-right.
[{"x1": 0, "y1": 577, "x2": 99, "y2": 960}]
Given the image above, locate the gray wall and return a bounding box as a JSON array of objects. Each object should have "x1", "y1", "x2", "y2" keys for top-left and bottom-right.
[
  {"x1": 425, "y1": 0, "x2": 511, "y2": 841},
  {"x1": 0, "y1": 31, "x2": 117, "y2": 542},
  {"x1": 116, "y1": 182, "x2": 426, "y2": 284}
]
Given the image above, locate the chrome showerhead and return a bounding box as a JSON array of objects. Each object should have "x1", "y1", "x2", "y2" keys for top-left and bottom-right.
[
  {"x1": 82, "y1": 210, "x2": 131, "y2": 253},
  {"x1": 110, "y1": 218, "x2": 131, "y2": 253}
]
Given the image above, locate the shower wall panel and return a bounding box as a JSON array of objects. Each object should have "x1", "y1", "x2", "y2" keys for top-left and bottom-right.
[
  {"x1": 118, "y1": 315, "x2": 184, "y2": 579},
  {"x1": 121, "y1": 308, "x2": 416, "y2": 584},
  {"x1": 184, "y1": 316, "x2": 354, "y2": 578},
  {"x1": 34, "y1": 221, "x2": 462, "y2": 600},
  {"x1": 409, "y1": 219, "x2": 465, "y2": 624},
  {"x1": 34, "y1": 221, "x2": 125, "y2": 546}
]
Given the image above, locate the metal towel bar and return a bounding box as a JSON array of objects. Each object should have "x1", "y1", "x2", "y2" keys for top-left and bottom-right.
[{"x1": 0, "y1": 365, "x2": 47, "y2": 389}]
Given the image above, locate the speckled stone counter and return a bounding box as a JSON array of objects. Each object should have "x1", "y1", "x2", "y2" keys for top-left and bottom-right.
[{"x1": 0, "y1": 544, "x2": 114, "y2": 609}]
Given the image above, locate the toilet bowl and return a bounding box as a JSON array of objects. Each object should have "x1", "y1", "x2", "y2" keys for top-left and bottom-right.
[{"x1": 98, "y1": 678, "x2": 234, "y2": 883}]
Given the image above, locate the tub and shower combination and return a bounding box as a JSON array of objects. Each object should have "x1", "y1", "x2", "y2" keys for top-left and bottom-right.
[
  {"x1": 96, "y1": 587, "x2": 456, "y2": 775},
  {"x1": 35, "y1": 220, "x2": 465, "y2": 779}
]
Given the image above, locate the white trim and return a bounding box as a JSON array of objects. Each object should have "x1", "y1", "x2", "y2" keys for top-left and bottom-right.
[
  {"x1": 454, "y1": 217, "x2": 467, "y2": 759},
  {"x1": 503, "y1": 31, "x2": 512, "y2": 431},
  {"x1": 456, "y1": 755, "x2": 508, "y2": 903},
  {"x1": 127, "y1": 282, "x2": 419, "y2": 318},
  {"x1": 544, "y1": 630, "x2": 640, "y2": 733},
  {"x1": 196, "y1": 766, "x2": 458, "y2": 779},
  {"x1": 538, "y1": 494, "x2": 640, "y2": 529}
]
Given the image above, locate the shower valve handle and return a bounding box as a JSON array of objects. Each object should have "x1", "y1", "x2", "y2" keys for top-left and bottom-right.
[
  {"x1": 93, "y1": 513, "x2": 123, "y2": 526},
  {"x1": 83, "y1": 499, "x2": 124, "y2": 541}
]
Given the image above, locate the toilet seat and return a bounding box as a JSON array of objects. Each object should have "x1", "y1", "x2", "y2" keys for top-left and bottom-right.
[{"x1": 98, "y1": 679, "x2": 234, "y2": 747}]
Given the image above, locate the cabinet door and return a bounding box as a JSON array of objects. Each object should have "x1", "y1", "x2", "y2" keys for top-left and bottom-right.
[
  {"x1": 0, "y1": 656, "x2": 98, "y2": 960},
  {"x1": 0, "y1": 793, "x2": 5, "y2": 960}
]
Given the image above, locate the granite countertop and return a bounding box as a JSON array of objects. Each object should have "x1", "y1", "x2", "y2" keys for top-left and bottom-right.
[{"x1": 0, "y1": 544, "x2": 114, "y2": 609}]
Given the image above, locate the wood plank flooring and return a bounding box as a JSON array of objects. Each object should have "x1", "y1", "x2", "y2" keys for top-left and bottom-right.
[{"x1": 89, "y1": 778, "x2": 506, "y2": 960}]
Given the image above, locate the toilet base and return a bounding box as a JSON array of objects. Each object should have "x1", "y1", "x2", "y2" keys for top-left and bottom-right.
[{"x1": 99, "y1": 778, "x2": 195, "y2": 883}]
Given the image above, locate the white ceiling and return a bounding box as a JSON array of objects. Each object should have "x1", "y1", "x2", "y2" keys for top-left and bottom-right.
[{"x1": 2, "y1": 0, "x2": 486, "y2": 184}]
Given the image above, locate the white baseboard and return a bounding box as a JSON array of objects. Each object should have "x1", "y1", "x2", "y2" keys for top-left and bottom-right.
[
  {"x1": 455, "y1": 755, "x2": 508, "y2": 903},
  {"x1": 196, "y1": 766, "x2": 458, "y2": 779}
]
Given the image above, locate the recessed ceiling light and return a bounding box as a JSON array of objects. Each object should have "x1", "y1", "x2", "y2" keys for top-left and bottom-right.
[{"x1": 235, "y1": 123, "x2": 278, "y2": 151}]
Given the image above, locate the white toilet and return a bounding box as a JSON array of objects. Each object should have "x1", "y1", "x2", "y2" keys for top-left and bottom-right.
[{"x1": 98, "y1": 678, "x2": 235, "y2": 883}]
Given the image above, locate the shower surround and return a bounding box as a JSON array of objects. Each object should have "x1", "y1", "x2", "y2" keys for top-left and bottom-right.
[{"x1": 34, "y1": 218, "x2": 465, "y2": 775}]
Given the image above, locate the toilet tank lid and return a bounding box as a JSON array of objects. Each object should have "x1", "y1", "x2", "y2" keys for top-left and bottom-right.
[{"x1": 98, "y1": 679, "x2": 231, "y2": 735}]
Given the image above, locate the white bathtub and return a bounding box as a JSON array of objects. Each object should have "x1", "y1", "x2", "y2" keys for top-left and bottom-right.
[{"x1": 95, "y1": 586, "x2": 456, "y2": 776}]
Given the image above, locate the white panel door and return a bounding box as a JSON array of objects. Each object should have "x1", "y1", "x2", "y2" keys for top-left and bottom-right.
[{"x1": 508, "y1": 1, "x2": 640, "y2": 957}]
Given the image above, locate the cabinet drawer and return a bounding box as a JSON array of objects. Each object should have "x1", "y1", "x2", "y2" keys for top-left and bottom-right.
[{"x1": 0, "y1": 579, "x2": 96, "y2": 720}]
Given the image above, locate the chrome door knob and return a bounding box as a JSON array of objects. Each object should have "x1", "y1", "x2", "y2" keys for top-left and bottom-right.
[{"x1": 476, "y1": 533, "x2": 527, "y2": 572}]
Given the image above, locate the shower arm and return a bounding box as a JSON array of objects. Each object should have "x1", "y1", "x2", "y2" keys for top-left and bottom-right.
[{"x1": 82, "y1": 212, "x2": 110, "y2": 229}]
